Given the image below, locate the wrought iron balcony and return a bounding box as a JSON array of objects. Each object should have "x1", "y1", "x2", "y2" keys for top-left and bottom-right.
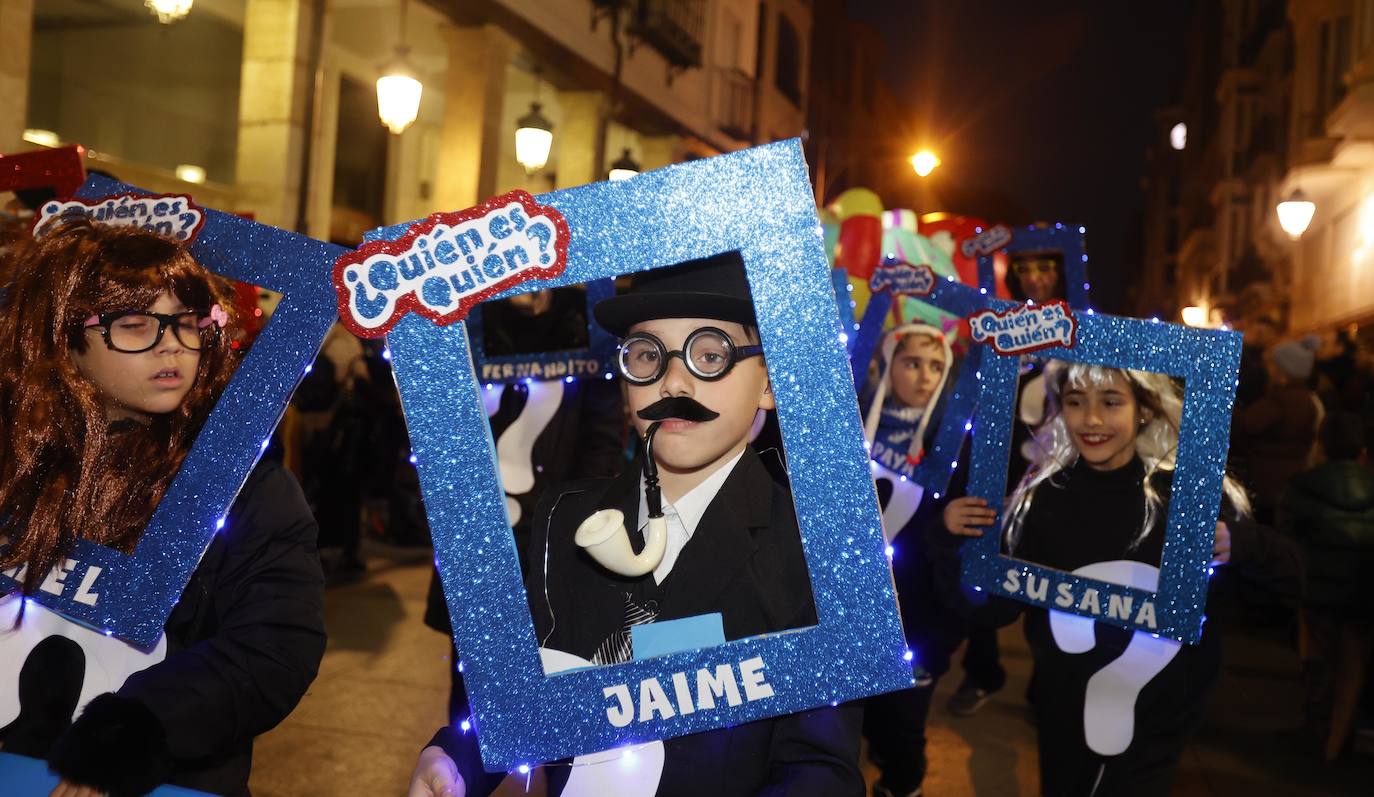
[
  {"x1": 713, "y1": 67, "x2": 754, "y2": 141},
  {"x1": 630, "y1": 0, "x2": 705, "y2": 72}
]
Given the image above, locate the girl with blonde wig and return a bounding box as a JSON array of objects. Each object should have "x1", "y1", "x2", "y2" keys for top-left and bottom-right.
[{"x1": 942, "y1": 359, "x2": 1299, "y2": 797}]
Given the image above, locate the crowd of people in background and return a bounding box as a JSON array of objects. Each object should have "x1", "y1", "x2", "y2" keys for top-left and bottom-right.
[{"x1": 4, "y1": 177, "x2": 1374, "y2": 796}]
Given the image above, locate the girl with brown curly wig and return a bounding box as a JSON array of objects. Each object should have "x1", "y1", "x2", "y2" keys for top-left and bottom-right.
[
  {"x1": 0, "y1": 218, "x2": 236, "y2": 594},
  {"x1": 0, "y1": 217, "x2": 326, "y2": 797}
]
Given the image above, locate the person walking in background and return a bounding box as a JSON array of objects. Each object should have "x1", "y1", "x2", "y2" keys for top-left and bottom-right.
[
  {"x1": 1278, "y1": 411, "x2": 1374, "y2": 761},
  {"x1": 1232, "y1": 335, "x2": 1323, "y2": 525}
]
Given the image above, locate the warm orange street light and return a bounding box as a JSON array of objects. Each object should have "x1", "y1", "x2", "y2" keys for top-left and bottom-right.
[{"x1": 910, "y1": 150, "x2": 941, "y2": 178}]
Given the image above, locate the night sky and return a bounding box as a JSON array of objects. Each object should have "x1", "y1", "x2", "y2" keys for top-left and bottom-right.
[{"x1": 846, "y1": 1, "x2": 1195, "y2": 314}]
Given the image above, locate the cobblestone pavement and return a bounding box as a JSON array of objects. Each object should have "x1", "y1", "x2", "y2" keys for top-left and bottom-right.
[{"x1": 249, "y1": 543, "x2": 1374, "y2": 796}]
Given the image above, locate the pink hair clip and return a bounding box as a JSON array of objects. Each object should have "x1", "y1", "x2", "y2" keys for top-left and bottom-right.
[
  {"x1": 83, "y1": 315, "x2": 100, "y2": 327},
  {"x1": 199, "y1": 304, "x2": 229, "y2": 329}
]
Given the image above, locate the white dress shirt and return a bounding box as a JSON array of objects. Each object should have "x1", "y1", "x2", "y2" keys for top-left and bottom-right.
[{"x1": 638, "y1": 448, "x2": 747, "y2": 585}]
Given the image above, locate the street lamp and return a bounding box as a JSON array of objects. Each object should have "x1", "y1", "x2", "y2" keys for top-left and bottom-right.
[
  {"x1": 1276, "y1": 189, "x2": 1316, "y2": 240},
  {"x1": 515, "y1": 103, "x2": 554, "y2": 173},
  {"x1": 1181, "y1": 305, "x2": 1207, "y2": 327},
  {"x1": 910, "y1": 150, "x2": 941, "y2": 178},
  {"x1": 376, "y1": 0, "x2": 423, "y2": 135},
  {"x1": 377, "y1": 54, "x2": 423, "y2": 135},
  {"x1": 145, "y1": 0, "x2": 193, "y2": 23},
  {"x1": 608, "y1": 148, "x2": 641, "y2": 181},
  {"x1": 1170, "y1": 122, "x2": 1187, "y2": 151},
  {"x1": 515, "y1": 66, "x2": 554, "y2": 174}
]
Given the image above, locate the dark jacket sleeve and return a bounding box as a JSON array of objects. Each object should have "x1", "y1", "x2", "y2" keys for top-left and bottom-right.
[
  {"x1": 114, "y1": 461, "x2": 327, "y2": 759},
  {"x1": 1222, "y1": 517, "x2": 1306, "y2": 610},
  {"x1": 573, "y1": 377, "x2": 627, "y2": 481},
  {"x1": 921, "y1": 459, "x2": 1023, "y2": 629},
  {"x1": 1235, "y1": 394, "x2": 1282, "y2": 437},
  {"x1": 756, "y1": 702, "x2": 865, "y2": 797}
]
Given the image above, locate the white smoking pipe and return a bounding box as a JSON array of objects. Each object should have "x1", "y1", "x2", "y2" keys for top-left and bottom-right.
[{"x1": 575, "y1": 421, "x2": 668, "y2": 576}]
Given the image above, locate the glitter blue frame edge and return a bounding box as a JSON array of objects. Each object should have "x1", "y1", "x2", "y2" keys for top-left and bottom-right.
[
  {"x1": 0, "y1": 174, "x2": 344, "y2": 648},
  {"x1": 976, "y1": 224, "x2": 1091, "y2": 309},
  {"x1": 962, "y1": 308, "x2": 1242, "y2": 644},
  {"x1": 374, "y1": 141, "x2": 912, "y2": 771},
  {"x1": 844, "y1": 276, "x2": 994, "y2": 497}
]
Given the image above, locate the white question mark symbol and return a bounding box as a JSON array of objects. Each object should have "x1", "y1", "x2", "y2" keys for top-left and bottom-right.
[
  {"x1": 494, "y1": 379, "x2": 564, "y2": 526},
  {"x1": 0, "y1": 595, "x2": 168, "y2": 731},
  {"x1": 526, "y1": 221, "x2": 552, "y2": 264},
  {"x1": 872, "y1": 460, "x2": 925, "y2": 544},
  {"x1": 1049, "y1": 560, "x2": 1181, "y2": 756}
]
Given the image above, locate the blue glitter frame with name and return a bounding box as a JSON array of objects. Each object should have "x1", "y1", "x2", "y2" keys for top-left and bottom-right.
[
  {"x1": 846, "y1": 271, "x2": 989, "y2": 497},
  {"x1": 0, "y1": 174, "x2": 344, "y2": 648},
  {"x1": 369, "y1": 141, "x2": 912, "y2": 771},
  {"x1": 464, "y1": 279, "x2": 617, "y2": 384},
  {"x1": 962, "y1": 306, "x2": 1242, "y2": 644},
  {"x1": 976, "y1": 223, "x2": 1091, "y2": 310}
]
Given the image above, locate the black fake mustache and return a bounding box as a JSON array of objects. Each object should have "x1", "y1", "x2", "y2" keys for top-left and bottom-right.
[{"x1": 636, "y1": 396, "x2": 720, "y2": 422}]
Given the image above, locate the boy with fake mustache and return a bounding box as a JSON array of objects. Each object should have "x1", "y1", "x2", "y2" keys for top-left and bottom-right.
[{"x1": 408, "y1": 252, "x2": 863, "y2": 796}]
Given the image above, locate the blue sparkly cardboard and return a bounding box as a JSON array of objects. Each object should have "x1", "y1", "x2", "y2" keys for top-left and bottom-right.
[
  {"x1": 846, "y1": 264, "x2": 987, "y2": 498},
  {"x1": 368, "y1": 141, "x2": 912, "y2": 771},
  {"x1": 465, "y1": 279, "x2": 617, "y2": 384},
  {"x1": 976, "y1": 223, "x2": 1092, "y2": 309},
  {"x1": 0, "y1": 174, "x2": 344, "y2": 648},
  {"x1": 962, "y1": 303, "x2": 1242, "y2": 644}
]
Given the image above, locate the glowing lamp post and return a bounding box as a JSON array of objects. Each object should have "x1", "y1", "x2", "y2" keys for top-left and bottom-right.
[
  {"x1": 608, "y1": 148, "x2": 641, "y2": 181},
  {"x1": 145, "y1": 0, "x2": 193, "y2": 23},
  {"x1": 376, "y1": 58, "x2": 423, "y2": 135},
  {"x1": 910, "y1": 150, "x2": 941, "y2": 178},
  {"x1": 515, "y1": 103, "x2": 554, "y2": 173},
  {"x1": 1276, "y1": 189, "x2": 1316, "y2": 240},
  {"x1": 377, "y1": 0, "x2": 422, "y2": 135}
]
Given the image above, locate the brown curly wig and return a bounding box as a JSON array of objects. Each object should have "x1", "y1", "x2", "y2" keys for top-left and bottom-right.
[{"x1": 0, "y1": 219, "x2": 238, "y2": 595}]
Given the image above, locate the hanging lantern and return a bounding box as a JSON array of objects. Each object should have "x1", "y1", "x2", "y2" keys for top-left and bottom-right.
[
  {"x1": 376, "y1": 0, "x2": 423, "y2": 135},
  {"x1": 516, "y1": 103, "x2": 554, "y2": 173},
  {"x1": 608, "y1": 148, "x2": 641, "y2": 181},
  {"x1": 377, "y1": 51, "x2": 423, "y2": 135},
  {"x1": 1275, "y1": 189, "x2": 1316, "y2": 240},
  {"x1": 145, "y1": 0, "x2": 193, "y2": 24}
]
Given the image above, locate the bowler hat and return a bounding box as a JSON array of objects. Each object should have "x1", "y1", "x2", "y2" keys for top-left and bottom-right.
[{"x1": 593, "y1": 251, "x2": 757, "y2": 336}]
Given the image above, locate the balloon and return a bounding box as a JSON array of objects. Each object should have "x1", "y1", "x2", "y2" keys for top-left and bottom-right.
[
  {"x1": 830, "y1": 187, "x2": 884, "y2": 221},
  {"x1": 835, "y1": 215, "x2": 882, "y2": 279}
]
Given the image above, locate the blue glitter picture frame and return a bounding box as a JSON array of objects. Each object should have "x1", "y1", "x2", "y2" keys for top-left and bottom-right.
[
  {"x1": 962, "y1": 307, "x2": 1242, "y2": 644},
  {"x1": 976, "y1": 223, "x2": 1091, "y2": 309},
  {"x1": 845, "y1": 271, "x2": 991, "y2": 498},
  {"x1": 465, "y1": 279, "x2": 617, "y2": 384},
  {"x1": 0, "y1": 174, "x2": 344, "y2": 648},
  {"x1": 371, "y1": 141, "x2": 912, "y2": 771}
]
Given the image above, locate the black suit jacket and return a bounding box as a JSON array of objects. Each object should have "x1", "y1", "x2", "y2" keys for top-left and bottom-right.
[
  {"x1": 441, "y1": 446, "x2": 864, "y2": 797},
  {"x1": 532, "y1": 446, "x2": 816, "y2": 657}
]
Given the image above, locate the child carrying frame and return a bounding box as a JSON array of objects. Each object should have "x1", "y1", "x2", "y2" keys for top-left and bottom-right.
[{"x1": 350, "y1": 141, "x2": 913, "y2": 771}]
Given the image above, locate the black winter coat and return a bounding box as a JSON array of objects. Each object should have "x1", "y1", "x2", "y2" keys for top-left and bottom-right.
[
  {"x1": 1278, "y1": 460, "x2": 1374, "y2": 617},
  {"x1": 27, "y1": 461, "x2": 326, "y2": 797}
]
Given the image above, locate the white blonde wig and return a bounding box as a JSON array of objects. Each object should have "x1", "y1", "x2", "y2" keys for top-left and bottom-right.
[{"x1": 1003, "y1": 361, "x2": 1251, "y2": 554}]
